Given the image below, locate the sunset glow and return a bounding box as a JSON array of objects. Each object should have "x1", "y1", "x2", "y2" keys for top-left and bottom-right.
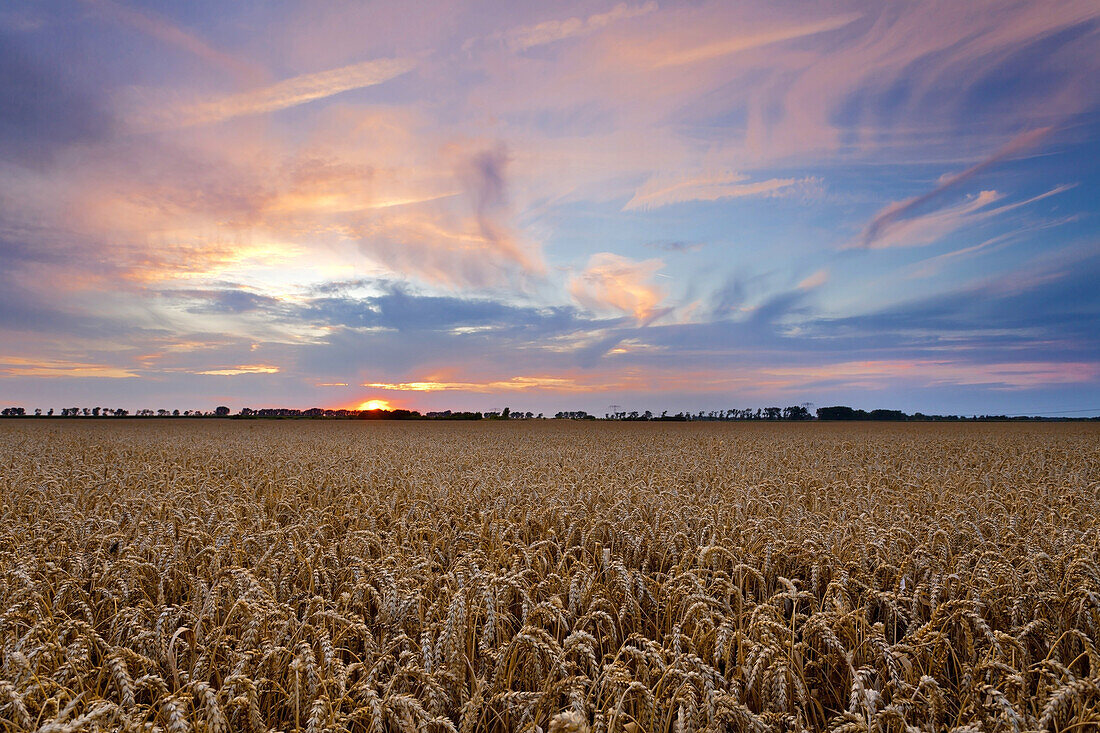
[
  {"x1": 1, "y1": 1, "x2": 1098, "y2": 414},
  {"x1": 356, "y1": 399, "x2": 394, "y2": 412}
]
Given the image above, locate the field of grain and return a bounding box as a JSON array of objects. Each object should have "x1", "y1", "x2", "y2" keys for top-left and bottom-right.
[{"x1": 1, "y1": 420, "x2": 1099, "y2": 732}]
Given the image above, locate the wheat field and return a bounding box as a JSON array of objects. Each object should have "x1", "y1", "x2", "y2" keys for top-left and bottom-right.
[{"x1": 1, "y1": 420, "x2": 1098, "y2": 732}]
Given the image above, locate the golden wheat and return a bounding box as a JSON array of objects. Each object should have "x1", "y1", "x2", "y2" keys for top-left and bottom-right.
[{"x1": 1, "y1": 419, "x2": 1098, "y2": 731}]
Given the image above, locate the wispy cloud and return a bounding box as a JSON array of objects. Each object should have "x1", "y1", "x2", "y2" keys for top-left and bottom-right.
[
  {"x1": 134, "y1": 57, "x2": 415, "y2": 129},
  {"x1": 365, "y1": 376, "x2": 588, "y2": 393},
  {"x1": 652, "y1": 13, "x2": 862, "y2": 68},
  {"x1": 0, "y1": 356, "x2": 137, "y2": 379},
  {"x1": 854, "y1": 183, "x2": 1073, "y2": 250},
  {"x1": 453, "y1": 144, "x2": 544, "y2": 275},
  {"x1": 85, "y1": 0, "x2": 264, "y2": 81},
  {"x1": 859, "y1": 127, "x2": 1052, "y2": 248},
  {"x1": 195, "y1": 364, "x2": 280, "y2": 376},
  {"x1": 797, "y1": 269, "x2": 829, "y2": 291},
  {"x1": 761, "y1": 359, "x2": 1098, "y2": 390},
  {"x1": 478, "y1": 2, "x2": 658, "y2": 52},
  {"x1": 624, "y1": 173, "x2": 801, "y2": 210},
  {"x1": 906, "y1": 210, "x2": 1079, "y2": 278},
  {"x1": 644, "y1": 240, "x2": 706, "y2": 253}
]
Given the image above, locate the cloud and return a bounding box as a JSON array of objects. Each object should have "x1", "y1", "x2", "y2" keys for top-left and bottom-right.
[
  {"x1": 859, "y1": 127, "x2": 1052, "y2": 247},
  {"x1": 84, "y1": 0, "x2": 263, "y2": 81},
  {"x1": 302, "y1": 286, "x2": 588, "y2": 333},
  {"x1": 452, "y1": 143, "x2": 543, "y2": 275},
  {"x1": 760, "y1": 359, "x2": 1098, "y2": 390},
  {"x1": 134, "y1": 57, "x2": 416, "y2": 129},
  {"x1": 176, "y1": 289, "x2": 286, "y2": 315},
  {"x1": 653, "y1": 13, "x2": 862, "y2": 68},
  {"x1": 623, "y1": 173, "x2": 801, "y2": 210},
  {"x1": 570, "y1": 252, "x2": 667, "y2": 322},
  {"x1": 364, "y1": 376, "x2": 589, "y2": 393},
  {"x1": 854, "y1": 183, "x2": 1073, "y2": 250},
  {"x1": 859, "y1": 189, "x2": 1004, "y2": 249},
  {"x1": 797, "y1": 269, "x2": 829, "y2": 291},
  {"x1": 195, "y1": 364, "x2": 280, "y2": 376},
  {"x1": 479, "y1": 2, "x2": 658, "y2": 52},
  {"x1": 644, "y1": 240, "x2": 705, "y2": 253},
  {"x1": 0, "y1": 356, "x2": 137, "y2": 379}
]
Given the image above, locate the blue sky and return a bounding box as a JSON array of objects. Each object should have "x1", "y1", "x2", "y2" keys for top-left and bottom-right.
[{"x1": 1, "y1": 0, "x2": 1098, "y2": 415}]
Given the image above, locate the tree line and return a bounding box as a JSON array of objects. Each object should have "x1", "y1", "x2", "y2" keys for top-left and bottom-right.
[{"x1": 2, "y1": 404, "x2": 1096, "y2": 421}]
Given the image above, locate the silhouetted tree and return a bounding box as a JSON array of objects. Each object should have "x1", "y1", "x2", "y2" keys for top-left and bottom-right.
[{"x1": 783, "y1": 405, "x2": 811, "y2": 420}]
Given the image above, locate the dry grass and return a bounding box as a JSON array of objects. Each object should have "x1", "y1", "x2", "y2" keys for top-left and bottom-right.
[{"x1": 1, "y1": 419, "x2": 1099, "y2": 732}]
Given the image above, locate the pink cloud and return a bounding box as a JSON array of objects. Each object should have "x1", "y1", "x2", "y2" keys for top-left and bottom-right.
[
  {"x1": 797, "y1": 269, "x2": 829, "y2": 291},
  {"x1": 623, "y1": 173, "x2": 802, "y2": 210},
  {"x1": 853, "y1": 182, "x2": 1074, "y2": 250},
  {"x1": 859, "y1": 128, "x2": 1051, "y2": 248},
  {"x1": 650, "y1": 12, "x2": 862, "y2": 68},
  {"x1": 480, "y1": 2, "x2": 658, "y2": 52},
  {"x1": 84, "y1": 0, "x2": 265, "y2": 81}
]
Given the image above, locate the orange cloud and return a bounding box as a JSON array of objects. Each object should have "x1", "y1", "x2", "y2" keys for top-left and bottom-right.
[
  {"x1": 356, "y1": 399, "x2": 393, "y2": 410},
  {"x1": 0, "y1": 357, "x2": 138, "y2": 379},
  {"x1": 195, "y1": 365, "x2": 280, "y2": 376},
  {"x1": 569, "y1": 253, "x2": 667, "y2": 322},
  {"x1": 364, "y1": 376, "x2": 589, "y2": 393}
]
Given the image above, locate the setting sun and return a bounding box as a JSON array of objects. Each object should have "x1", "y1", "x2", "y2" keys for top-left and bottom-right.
[{"x1": 356, "y1": 399, "x2": 393, "y2": 411}]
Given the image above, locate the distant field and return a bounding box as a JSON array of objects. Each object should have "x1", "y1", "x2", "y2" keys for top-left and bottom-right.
[{"x1": 2, "y1": 420, "x2": 1099, "y2": 732}]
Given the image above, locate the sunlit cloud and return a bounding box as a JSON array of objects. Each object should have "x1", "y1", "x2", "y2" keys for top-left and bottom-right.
[
  {"x1": 859, "y1": 128, "x2": 1052, "y2": 248},
  {"x1": 195, "y1": 365, "x2": 280, "y2": 376},
  {"x1": 85, "y1": 0, "x2": 264, "y2": 81},
  {"x1": 131, "y1": 56, "x2": 416, "y2": 129},
  {"x1": 797, "y1": 269, "x2": 829, "y2": 291},
  {"x1": 570, "y1": 253, "x2": 667, "y2": 322},
  {"x1": 853, "y1": 183, "x2": 1074, "y2": 250},
  {"x1": 651, "y1": 13, "x2": 862, "y2": 68},
  {"x1": 483, "y1": 2, "x2": 658, "y2": 52},
  {"x1": 365, "y1": 376, "x2": 587, "y2": 393},
  {"x1": 0, "y1": 357, "x2": 138, "y2": 379},
  {"x1": 623, "y1": 173, "x2": 802, "y2": 210}
]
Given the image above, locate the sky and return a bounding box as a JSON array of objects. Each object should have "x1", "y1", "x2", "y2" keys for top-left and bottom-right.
[{"x1": 1, "y1": 0, "x2": 1099, "y2": 416}]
